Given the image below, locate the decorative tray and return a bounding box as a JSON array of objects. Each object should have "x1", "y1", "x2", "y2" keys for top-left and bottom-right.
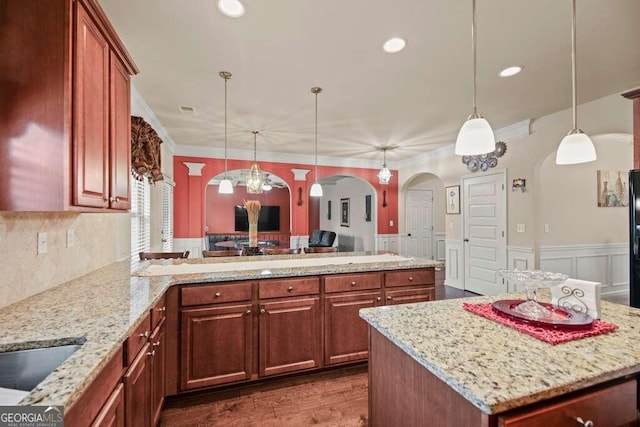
[{"x1": 492, "y1": 299, "x2": 594, "y2": 330}]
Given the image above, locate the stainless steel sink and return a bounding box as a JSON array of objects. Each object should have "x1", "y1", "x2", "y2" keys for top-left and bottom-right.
[{"x1": 0, "y1": 344, "x2": 82, "y2": 391}]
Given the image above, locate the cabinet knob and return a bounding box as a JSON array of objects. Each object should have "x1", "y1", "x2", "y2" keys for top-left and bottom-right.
[
  {"x1": 408, "y1": 277, "x2": 414, "y2": 281},
  {"x1": 260, "y1": 309, "x2": 266, "y2": 314},
  {"x1": 246, "y1": 310, "x2": 252, "y2": 315},
  {"x1": 139, "y1": 331, "x2": 149, "y2": 338},
  {"x1": 109, "y1": 196, "x2": 120, "y2": 203},
  {"x1": 576, "y1": 418, "x2": 594, "y2": 427},
  {"x1": 376, "y1": 297, "x2": 381, "y2": 302},
  {"x1": 152, "y1": 341, "x2": 160, "y2": 347},
  {"x1": 287, "y1": 286, "x2": 294, "y2": 292},
  {"x1": 215, "y1": 292, "x2": 221, "y2": 298},
  {"x1": 386, "y1": 296, "x2": 392, "y2": 301},
  {"x1": 147, "y1": 350, "x2": 155, "y2": 357},
  {"x1": 156, "y1": 306, "x2": 166, "y2": 313},
  {"x1": 351, "y1": 281, "x2": 357, "y2": 287}
]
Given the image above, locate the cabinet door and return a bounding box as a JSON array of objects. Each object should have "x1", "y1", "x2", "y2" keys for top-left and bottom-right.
[
  {"x1": 259, "y1": 297, "x2": 321, "y2": 377},
  {"x1": 74, "y1": 2, "x2": 110, "y2": 208},
  {"x1": 109, "y1": 52, "x2": 131, "y2": 210},
  {"x1": 385, "y1": 287, "x2": 434, "y2": 305},
  {"x1": 324, "y1": 291, "x2": 382, "y2": 365},
  {"x1": 123, "y1": 343, "x2": 150, "y2": 427},
  {"x1": 149, "y1": 319, "x2": 166, "y2": 427},
  {"x1": 180, "y1": 303, "x2": 253, "y2": 390},
  {"x1": 91, "y1": 383, "x2": 124, "y2": 427}
]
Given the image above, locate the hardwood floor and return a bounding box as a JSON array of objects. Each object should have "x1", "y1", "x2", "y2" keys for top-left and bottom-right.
[{"x1": 160, "y1": 364, "x2": 368, "y2": 426}]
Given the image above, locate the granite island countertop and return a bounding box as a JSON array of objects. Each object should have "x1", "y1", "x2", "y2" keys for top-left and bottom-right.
[
  {"x1": 0, "y1": 252, "x2": 440, "y2": 409},
  {"x1": 359, "y1": 293, "x2": 640, "y2": 414}
]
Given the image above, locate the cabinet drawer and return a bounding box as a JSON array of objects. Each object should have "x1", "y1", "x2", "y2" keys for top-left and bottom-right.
[
  {"x1": 498, "y1": 379, "x2": 637, "y2": 427},
  {"x1": 324, "y1": 273, "x2": 383, "y2": 293},
  {"x1": 259, "y1": 277, "x2": 320, "y2": 299},
  {"x1": 181, "y1": 282, "x2": 253, "y2": 307},
  {"x1": 126, "y1": 313, "x2": 151, "y2": 365},
  {"x1": 385, "y1": 269, "x2": 434, "y2": 288},
  {"x1": 385, "y1": 287, "x2": 434, "y2": 305},
  {"x1": 150, "y1": 293, "x2": 166, "y2": 330}
]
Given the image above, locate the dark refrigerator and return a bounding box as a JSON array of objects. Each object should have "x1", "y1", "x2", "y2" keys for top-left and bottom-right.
[{"x1": 630, "y1": 169, "x2": 640, "y2": 308}]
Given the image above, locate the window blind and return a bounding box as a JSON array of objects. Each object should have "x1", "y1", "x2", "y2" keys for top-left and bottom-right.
[
  {"x1": 131, "y1": 176, "x2": 151, "y2": 261},
  {"x1": 161, "y1": 180, "x2": 174, "y2": 251}
]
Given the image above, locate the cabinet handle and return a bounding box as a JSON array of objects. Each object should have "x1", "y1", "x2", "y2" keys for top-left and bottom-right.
[
  {"x1": 147, "y1": 350, "x2": 155, "y2": 357},
  {"x1": 351, "y1": 281, "x2": 357, "y2": 287},
  {"x1": 576, "y1": 418, "x2": 594, "y2": 427},
  {"x1": 109, "y1": 196, "x2": 120, "y2": 203},
  {"x1": 246, "y1": 310, "x2": 252, "y2": 315},
  {"x1": 156, "y1": 306, "x2": 166, "y2": 313},
  {"x1": 260, "y1": 309, "x2": 266, "y2": 314},
  {"x1": 376, "y1": 297, "x2": 381, "y2": 302},
  {"x1": 386, "y1": 296, "x2": 392, "y2": 301},
  {"x1": 287, "y1": 286, "x2": 294, "y2": 292},
  {"x1": 139, "y1": 331, "x2": 149, "y2": 338},
  {"x1": 152, "y1": 341, "x2": 160, "y2": 347},
  {"x1": 215, "y1": 292, "x2": 221, "y2": 298},
  {"x1": 408, "y1": 277, "x2": 414, "y2": 281}
]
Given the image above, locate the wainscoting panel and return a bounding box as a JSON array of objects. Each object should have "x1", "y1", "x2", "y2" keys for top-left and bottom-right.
[
  {"x1": 435, "y1": 232, "x2": 446, "y2": 261},
  {"x1": 174, "y1": 238, "x2": 206, "y2": 258},
  {"x1": 539, "y1": 244, "x2": 628, "y2": 295},
  {"x1": 376, "y1": 234, "x2": 401, "y2": 255},
  {"x1": 444, "y1": 239, "x2": 464, "y2": 290},
  {"x1": 507, "y1": 246, "x2": 535, "y2": 271}
]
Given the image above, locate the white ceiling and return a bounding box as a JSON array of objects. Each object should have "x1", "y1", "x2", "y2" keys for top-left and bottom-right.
[{"x1": 99, "y1": 0, "x2": 640, "y2": 165}]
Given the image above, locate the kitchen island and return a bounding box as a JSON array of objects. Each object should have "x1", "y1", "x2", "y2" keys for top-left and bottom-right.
[
  {"x1": 360, "y1": 294, "x2": 640, "y2": 426},
  {"x1": 0, "y1": 252, "x2": 439, "y2": 425}
]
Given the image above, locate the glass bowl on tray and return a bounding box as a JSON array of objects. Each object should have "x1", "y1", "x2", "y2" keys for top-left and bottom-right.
[{"x1": 496, "y1": 269, "x2": 569, "y2": 320}]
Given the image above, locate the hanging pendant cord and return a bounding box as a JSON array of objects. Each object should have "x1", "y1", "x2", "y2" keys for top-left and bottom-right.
[
  {"x1": 253, "y1": 132, "x2": 257, "y2": 162},
  {"x1": 315, "y1": 91, "x2": 318, "y2": 182},
  {"x1": 224, "y1": 77, "x2": 228, "y2": 175},
  {"x1": 471, "y1": 0, "x2": 477, "y2": 116},
  {"x1": 571, "y1": 0, "x2": 577, "y2": 130}
]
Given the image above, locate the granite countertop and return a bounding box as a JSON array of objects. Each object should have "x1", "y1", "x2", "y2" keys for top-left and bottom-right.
[
  {"x1": 360, "y1": 294, "x2": 640, "y2": 414},
  {"x1": 0, "y1": 252, "x2": 439, "y2": 409}
]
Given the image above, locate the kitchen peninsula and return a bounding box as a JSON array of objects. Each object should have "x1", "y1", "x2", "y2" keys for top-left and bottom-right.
[
  {"x1": 0, "y1": 252, "x2": 439, "y2": 425},
  {"x1": 360, "y1": 295, "x2": 640, "y2": 426}
]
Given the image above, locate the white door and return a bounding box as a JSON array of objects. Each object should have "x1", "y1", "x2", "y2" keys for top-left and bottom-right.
[
  {"x1": 406, "y1": 190, "x2": 433, "y2": 258},
  {"x1": 463, "y1": 172, "x2": 507, "y2": 295}
]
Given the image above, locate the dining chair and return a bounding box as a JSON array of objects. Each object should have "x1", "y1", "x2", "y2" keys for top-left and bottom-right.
[
  {"x1": 303, "y1": 247, "x2": 338, "y2": 254},
  {"x1": 203, "y1": 249, "x2": 243, "y2": 257},
  {"x1": 263, "y1": 248, "x2": 300, "y2": 255},
  {"x1": 139, "y1": 251, "x2": 190, "y2": 260}
]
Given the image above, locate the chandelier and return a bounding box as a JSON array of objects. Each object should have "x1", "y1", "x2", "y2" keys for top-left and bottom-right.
[
  {"x1": 377, "y1": 148, "x2": 392, "y2": 185},
  {"x1": 246, "y1": 130, "x2": 265, "y2": 194}
]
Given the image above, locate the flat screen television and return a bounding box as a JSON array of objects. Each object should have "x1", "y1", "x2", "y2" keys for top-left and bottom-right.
[{"x1": 234, "y1": 205, "x2": 280, "y2": 232}]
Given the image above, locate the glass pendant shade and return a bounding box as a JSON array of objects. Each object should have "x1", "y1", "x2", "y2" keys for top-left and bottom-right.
[
  {"x1": 246, "y1": 163, "x2": 264, "y2": 194},
  {"x1": 455, "y1": 116, "x2": 495, "y2": 155},
  {"x1": 310, "y1": 182, "x2": 323, "y2": 197},
  {"x1": 219, "y1": 178, "x2": 234, "y2": 194},
  {"x1": 377, "y1": 166, "x2": 392, "y2": 185},
  {"x1": 555, "y1": 130, "x2": 596, "y2": 165}
]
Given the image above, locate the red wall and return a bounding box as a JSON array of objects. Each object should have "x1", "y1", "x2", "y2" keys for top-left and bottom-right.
[
  {"x1": 173, "y1": 155, "x2": 399, "y2": 238},
  {"x1": 205, "y1": 185, "x2": 291, "y2": 233}
]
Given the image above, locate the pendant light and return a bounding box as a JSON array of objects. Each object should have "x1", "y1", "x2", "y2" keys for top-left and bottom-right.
[
  {"x1": 310, "y1": 87, "x2": 323, "y2": 197},
  {"x1": 246, "y1": 130, "x2": 264, "y2": 194},
  {"x1": 377, "y1": 148, "x2": 392, "y2": 185},
  {"x1": 218, "y1": 71, "x2": 234, "y2": 194},
  {"x1": 555, "y1": 0, "x2": 596, "y2": 165},
  {"x1": 455, "y1": 0, "x2": 495, "y2": 156}
]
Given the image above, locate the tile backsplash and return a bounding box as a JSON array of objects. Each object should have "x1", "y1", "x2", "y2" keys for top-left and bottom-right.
[{"x1": 0, "y1": 212, "x2": 131, "y2": 309}]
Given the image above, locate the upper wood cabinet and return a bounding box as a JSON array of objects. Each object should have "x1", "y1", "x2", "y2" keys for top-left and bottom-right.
[{"x1": 0, "y1": 0, "x2": 138, "y2": 211}]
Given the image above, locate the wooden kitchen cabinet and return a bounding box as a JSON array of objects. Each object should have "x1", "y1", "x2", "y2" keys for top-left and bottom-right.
[
  {"x1": 324, "y1": 291, "x2": 382, "y2": 365},
  {"x1": 149, "y1": 318, "x2": 166, "y2": 426},
  {"x1": 123, "y1": 342, "x2": 151, "y2": 427},
  {"x1": 91, "y1": 383, "x2": 125, "y2": 427},
  {"x1": 384, "y1": 287, "x2": 434, "y2": 305},
  {"x1": 0, "y1": 0, "x2": 137, "y2": 211},
  {"x1": 180, "y1": 303, "x2": 253, "y2": 390},
  {"x1": 259, "y1": 296, "x2": 322, "y2": 377}
]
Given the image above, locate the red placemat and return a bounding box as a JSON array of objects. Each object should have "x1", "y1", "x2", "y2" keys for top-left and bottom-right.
[{"x1": 463, "y1": 302, "x2": 618, "y2": 345}]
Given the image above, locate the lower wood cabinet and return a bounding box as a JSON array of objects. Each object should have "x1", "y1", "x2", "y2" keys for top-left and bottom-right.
[
  {"x1": 91, "y1": 383, "x2": 124, "y2": 427},
  {"x1": 385, "y1": 286, "x2": 434, "y2": 305},
  {"x1": 180, "y1": 303, "x2": 253, "y2": 390},
  {"x1": 123, "y1": 342, "x2": 151, "y2": 427},
  {"x1": 149, "y1": 318, "x2": 166, "y2": 426},
  {"x1": 259, "y1": 297, "x2": 321, "y2": 377},
  {"x1": 324, "y1": 291, "x2": 382, "y2": 365}
]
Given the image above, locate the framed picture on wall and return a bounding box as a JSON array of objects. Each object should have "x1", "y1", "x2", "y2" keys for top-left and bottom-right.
[
  {"x1": 365, "y1": 195, "x2": 372, "y2": 222},
  {"x1": 445, "y1": 185, "x2": 460, "y2": 215},
  {"x1": 341, "y1": 198, "x2": 350, "y2": 227}
]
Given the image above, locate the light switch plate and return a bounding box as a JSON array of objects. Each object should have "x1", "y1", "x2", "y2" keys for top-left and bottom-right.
[
  {"x1": 516, "y1": 224, "x2": 526, "y2": 233},
  {"x1": 67, "y1": 229, "x2": 75, "y2": 248},
  {"x1": 544, "y1": 224, "x2": 550, "y2": 233},
  {"x1": 37, "y1": 232, "x2": 48, "y2": 254}
]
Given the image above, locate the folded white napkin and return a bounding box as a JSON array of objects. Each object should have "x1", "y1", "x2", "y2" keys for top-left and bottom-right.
[{"x1": 550, "y1": 278, "x2": 601, "y2": 319}]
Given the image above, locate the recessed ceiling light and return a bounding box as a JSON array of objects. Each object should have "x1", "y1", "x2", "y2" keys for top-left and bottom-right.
[
  {"x1": 499, "y1": 66, "x2": 522, "y2": 77},
  {"x1": 218, "y1": 0, "x2": 245, "y2": 18},
  {"x1": 383, "y1": 38, "x2": 407, "y2": 53}
]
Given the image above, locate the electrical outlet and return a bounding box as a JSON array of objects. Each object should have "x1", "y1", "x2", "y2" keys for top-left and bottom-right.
[
  {"x1": 544, "y1": 224, "x2": 550, "y2": 233},
  {"x1": 67, "y1": 229, "x2": 75, "y2": 248},
  {"x1": 37, "y1": 232, "x2": 48, "y2": 254},
  {"x1": 516, "y1": 224, "x2": 526, "y2": 233},
  {"x1": 389, "y1": 220, "x2": 394, "y2": 227}
]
